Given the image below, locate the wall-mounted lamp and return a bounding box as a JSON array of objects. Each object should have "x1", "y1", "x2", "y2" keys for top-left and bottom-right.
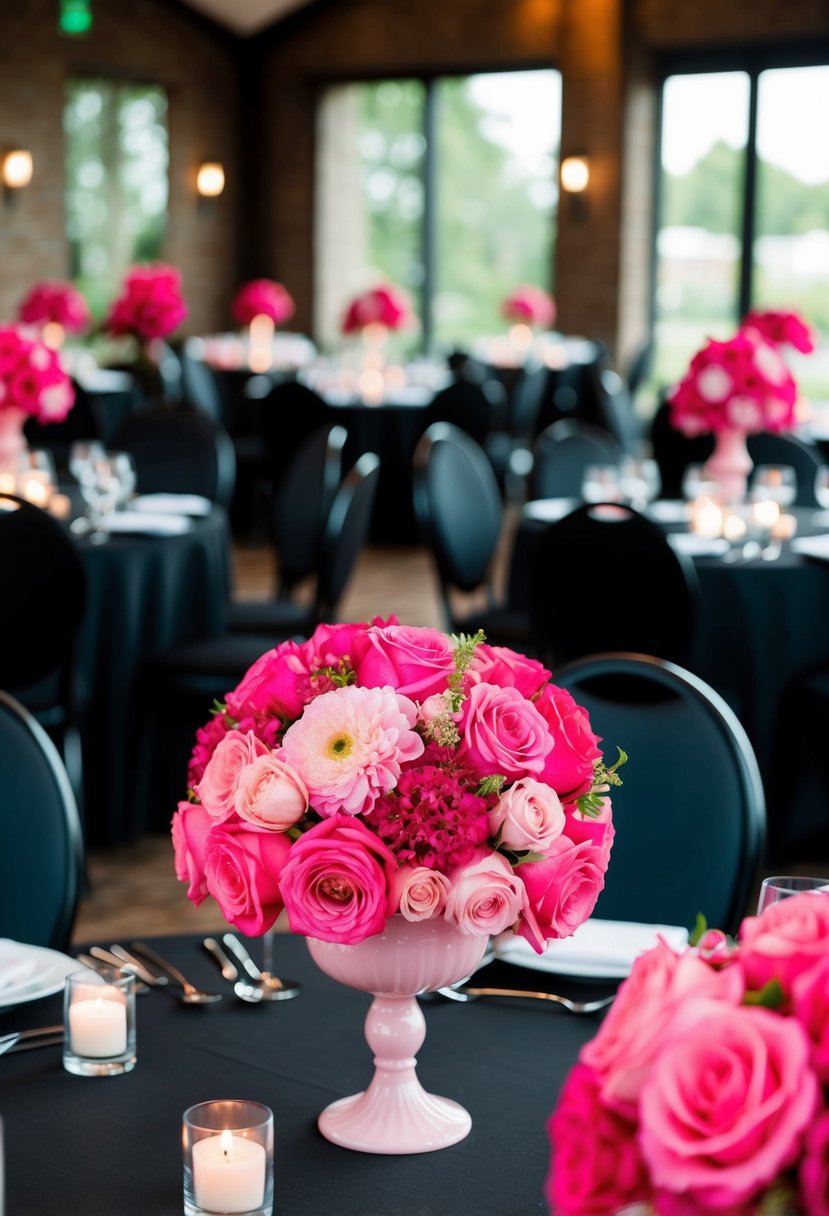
[
  {"x1": 196, "y1": 162, "x2": 225, "y2": 199},
  {"x1": 2, "y1": 149, "x2": 33, "y2": 191},
  {"x1": 560, "y1": 155, "x2": 590, "y2": 195}
]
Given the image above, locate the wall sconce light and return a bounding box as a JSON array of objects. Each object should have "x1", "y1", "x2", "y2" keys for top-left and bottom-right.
[
  {"x1": 196, "y1": 162, "x2": 225, "y2": 199},
  {"x1": 2, "y1": 149, "x2": 33, "y2": 191},
  {"x1": 560, "y1": 155, "x2": 590, "y2": 195}
]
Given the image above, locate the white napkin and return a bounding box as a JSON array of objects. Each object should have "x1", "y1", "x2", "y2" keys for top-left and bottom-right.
[
  {"x1": 791, "y1": 535, "x2": 829, "y2": 562},
  {"x1": 132, "y1": 493, "x2": 212, "y2": 517},
  {"x1": 646, "y1": 500, "x2": 689, "y2": 525},
  {"x1": 494, "y1": 919, "x2": 689, "y2": 978},
  {"x1": 0, "y1": 940, "x2": 38, "y2": 993},
  {"x1": 100, "y1": 512, "x2": 192, "y2": 536},
  {"x1": 667, "y1": 532, "x2": 730, "y2": 557}
]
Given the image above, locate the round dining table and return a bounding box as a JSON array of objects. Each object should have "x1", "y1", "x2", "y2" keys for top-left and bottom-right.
[{"x1": 0, "y1": 934, "x2": 602, "y2": 1215}]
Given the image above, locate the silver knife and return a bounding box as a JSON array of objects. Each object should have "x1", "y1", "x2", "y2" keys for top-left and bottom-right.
[{"x1": 0, "y1": 1025, "x2": 63, "y2": 1057}]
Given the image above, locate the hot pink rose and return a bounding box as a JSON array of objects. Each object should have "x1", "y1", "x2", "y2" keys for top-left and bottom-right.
[
  {"x1": 358, "y1": 623, "x2": 455, "y2": 698},
  {"x1": 446, "y1": 849, "x2": 525, "y2": 936},
  {"x1": 581, "y1": 940, "x2": 744, "y2": 1116},
  {"x1": 459, "y1": 683, "x2": 553, "y2": 780},
  {"x1": 231, "y1": 278, "x2": 295, "y2": 327},
  {"x1": 546, "y1": 1063, "x2": 651, "y2": 1216},
  {"x1": 801, "y1": 1111, "x2": 829, "y2": 1216},
  {"x1": 792, "y1": 952, "x2": 829, "y2": 1082},
  {"x1": 234, "y1": 752, "x2": 308, "y2": 831},
  {"x1": 203, "y1": 822, "x2": 293, "y2": 935},
  {"x1": 563, "y1": 799, "x2": 615, "y2": 869},
  {"x1": 490, "y1": 777, "x2": 565, "y2": 851},
  {"x1": 654, "y1": 1193, "x2": 756, "y2": 1216},
  {"x1": 393, "y1": 866, "x2": 450, "y2": 922},
  {"x1": 469, "y1": 643, "x2": 550, "y2": 699},
  {"x1": 739, "y1": 891, "x2": 829, "y2": 995},
  {"x1": 279, "y1": 814, "x2": 396, "y2": 944},
  {"x1": 197, "y1": 730, "x2": 269, "y2": 820},
  {"x1": 639, "y1": 1003, "x2": 819, "y2": 1210},
  {"x1": 534, "y1": 683, "x2": 602, "y2": 801},
  {"x1": 516, "y1": 836, "x2": 608, "y2": 952},
  {"x1": 171, "y1": 800, "x2": 213, "y2": 906}
]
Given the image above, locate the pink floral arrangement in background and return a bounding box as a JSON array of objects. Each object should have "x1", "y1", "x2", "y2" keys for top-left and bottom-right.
[
  {"x1": 172, "y1": 621, "x2": 622, "y2": 945},
  {"x1": 501, "y1": 285, "x2": 556, "y2": 329},
  {"x1": 16, "y1": 280, "x2": 90, "y2": 335},
  {"x1": 546, "y1": 891, "x2": 829, "y2": 1216},
  {"x1": 667, "y1": 326, "x2": 798, "y2": 437},
  {"x1": 105, "y1": 264, "x2": 188, "y2": 343},
  {"x1": 0, "y1": 324, "x2": 75, "y2": 422},
  {"x1": 341, "y1": 283, "x2": 412, "y2": 335},
  {"x1": 743, "y1": 309, "x2": 816, "y2": 355},
  {"x1": 232, "y1": 279, "x2": 295, "y2": 328}
]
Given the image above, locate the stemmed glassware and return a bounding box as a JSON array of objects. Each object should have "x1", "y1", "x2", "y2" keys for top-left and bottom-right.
[
  {"x1": 752, "y1": 464, "x2": 796, "y2": 509},
  {"x1": 581, "y1": 464, "x2": 621, "y2": 504},
  {"x1": 618, "y1": 457, "x2": 660, "y2": 511},
  {"x1": 756, "y1": 875, "x2": 829, "y2": 914}
]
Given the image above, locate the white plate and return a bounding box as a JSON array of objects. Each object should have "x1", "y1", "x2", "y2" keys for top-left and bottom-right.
[
  {"x1": 132, "y1": 493, "x2": 213, "y2": 517},
  {"x1": 99, "y1": 512, "x2": 192, "y2": 536},
  {"x1": 791, "y1": 534, "x2": 829, "y2": 562},
  {"x1": 522, "y1": 498, "x2": 578, "y2": 524},
  {"x1": 0, "y1": 942, "x2": 79, "y2": 1010},
  {"x1": 666, "y1": 532, "x2": 730, "y2": 557},
  {"x1": 646, "y1": 500, "x2": 689, "y2": 525},
  {"x1": 494, "y1": 919, "x2": 689, "y2": 980}
]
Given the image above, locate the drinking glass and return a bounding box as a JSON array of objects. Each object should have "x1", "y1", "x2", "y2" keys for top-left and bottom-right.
[
  {"x1": 752, "y1": 465, "x2": 796, "y2": 508},
  {"x1": 77, "y1": 453, "x2": 120, "y2": 542},
  {"x1": 814, "y1": 467, "x2": 829, "y2": 511},
  {"x1": 106, "y1": 451, "x2": 137, "y2": 509},
  {"x1": 581, "y1": 463, "x2": 621, "y2": 504},
  {"x1": 682, "y1": 462, "x2": 718, "y2": 503},
  {"x1": 619, "y1": 457, "x2": 660, "y2": 510},
  {"x1": 756, "y1": 875, "x2": 829, "y2": 914},
  {"x1": 68, "y1": 440, "x2": 105, "y2": 486}
]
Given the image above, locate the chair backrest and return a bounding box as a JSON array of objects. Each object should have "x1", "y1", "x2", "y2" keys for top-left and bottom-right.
[
  {"x1": 0, "y1": 495, "x2": 86, "y2": 691},
  {"x1": 557, "y1": 652, "x2": 766, "y2": 934},
  {"x1": 586, "y1": 365, "x2": 643, "y2": 455},
  {"x1": 258, "y1": 380, "x2": 333, "y2": 489},
  {"x1": 747, "y1": 431, "x2": 825, "y2": 507},
  {"x1": 649, "y1": 397, "x2": 714, "y2": 499},
  {"x1": 180, "y1": 349, "x2": 225, "y2": 421},
  {"x1": 0, "y1": 690, "x2": 83, "y2": 948},
  {"x1": 530, "y1": 418, "x2": 622, "y2": 500},
  {"x1": 316, "y1": 451, "x2": 381, "y2": 618},
  {"x1": 111, "y1": 404, "x2": 236, "y2": 509},
  {"x1": 413, "y1": 422, "x2": 504, "y2": 626},
  {"x1": 420, "y1": 379, "x2": 503, "y2": 447},
  {"x1": 529, "y1": 502, "x2": 699, "y2": 668},
  {"x1": 506, "y1": 362, "x2": 549, "y2": 442},
  {"x1": 273, "y1": 423, "x2": 347, "y2": 596}
]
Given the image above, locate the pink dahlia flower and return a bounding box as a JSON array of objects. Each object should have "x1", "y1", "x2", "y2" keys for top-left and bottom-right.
[
  {"x1": 501, "y1": 284, "x2": 556, "y2": 329},
  {"x1": 105, "y1": 263, "x2": 188, "y2": 342},
  {"x1": 17, "y1": 280, "x2": 90, "y2": 334},
  {"x1": 341, "y1": 283, "x2": 411, "y2": 334},
  {"x1": 232, "y1": 279, "x2": 295, "y2": 327}
]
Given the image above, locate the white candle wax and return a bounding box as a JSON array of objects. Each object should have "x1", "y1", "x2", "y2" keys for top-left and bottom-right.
[
  {"x1": 192, "y1": 1130, "x2": 266, "y2": 1214},
  {"x1": 68, "y1": 997, "x2": 127, "y2": 1058}
]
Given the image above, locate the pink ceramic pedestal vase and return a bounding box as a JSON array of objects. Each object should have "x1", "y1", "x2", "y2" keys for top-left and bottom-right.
[
  {"x1": 306, "y1": 916, "x2": 488, "y2": 1155},
  {"x1": 703, "y1": 427, "x2": 753, "y2": 505},
  {"x1": 0, "y1": 407, "x2": 27, "y2": 474}
]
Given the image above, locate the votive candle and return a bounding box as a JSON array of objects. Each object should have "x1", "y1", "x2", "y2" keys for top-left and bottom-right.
[{"x1": 192, "y1": 1130, "x2": 266, "y2": 1214}]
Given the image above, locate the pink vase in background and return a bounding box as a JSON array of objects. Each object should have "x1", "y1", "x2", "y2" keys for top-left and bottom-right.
[
  {"x1": 703, "y1": 427, "x2": 753, "y2": 504},
  {"x1": 306, "y1": 915, "x2": 488, "y2": 1154},
  {"x1": 0, "y1": 408, "x2": 27, "y2": 474}
]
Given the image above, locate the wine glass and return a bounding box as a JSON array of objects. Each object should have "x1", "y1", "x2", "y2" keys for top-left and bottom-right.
[
  {"x1": 682, "y1": 463, "x2": 718, "y2": 503},
  {"x1": 106, "y1": 451, "x2": 137, "y2": 510},
  {"x1": 77, "y1": 453, "x2": 120, "y2": 543},
  {"x1": 68, "y1": 440, "x2": 106, "y2": 487},
  {"x1": 581, "y1": 463, "x2": 621, "y2": 504},
  {"x1": 756, "y1": 875, "x2": 829, "y2": 914},
  {"x1": 814, "y1": 468, "x2": 829, "y2": 513},
  {"x1": 752, "y1": 465, "x2": 796, "y2": 509},
  {"x1": 619, "y1": 457, "x2": 660, "y2": 511}
]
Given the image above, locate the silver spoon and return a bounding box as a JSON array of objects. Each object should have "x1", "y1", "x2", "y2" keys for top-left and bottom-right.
[
  {"x1": 433, "y1": 984, "x2": 615, "y2": 1014},
  {"x1": 79, "y1": 952, "x2": 149, "y2": 995},
  {"x1": 221, "y1": 933, "x2": 301, "y2": 1002},
  {"x1": 202, "y1": 937, "x2": 266, "y2": 1004},
  {"x1": 129, "y1": 941, "x2": 222, "y2": 1005},
  {"x1": 90, "y1": 946, "x2": 167, "y2": 988}
]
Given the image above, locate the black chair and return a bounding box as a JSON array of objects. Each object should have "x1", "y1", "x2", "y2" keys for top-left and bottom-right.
[
  {"x1": 111, "y1": 404, "x2": 236, "y2": 510},
  {"x1": 179, "y1": 348, "x2": 225, "y2": 421},
  {"x1": 747, "y1": 431, "x2": 825, "y2": 507},
  {"x1": 0, "y1": 689, "x2": 83, "y2": 949},
  {"x1": 583, "y1": 364, "x2": 643, "y2": 455},
  {"x1": 528, "y1": 502, "x2": 699, "y2": 669},
  {"x1": 529, "y1": 418, "x2": 623, "y2": 500},
  {"x1": 23, "y1": 381, "x2": 101, "y2": 471},
  {"x1": 485, "y1": 362, "x2": 549, "y2": 499},
  {"x1": 413, "y1": 422, "x2": 530, "y2": 646},
  {"x1": 229, "y1": 423, "x2": 348, "y2": 633},
  {"x1": 0, "y1": 495, "x2": 87, "y2": 814},
  {"x1": 649, "y1": 398, "x2": 714, "y2": 499},
  {"x1": 557, "y1": 652, "x2": 766, "y2": 934},
  {"x1": 419, "y1": 379, "x2": 506, "y2": 449}
]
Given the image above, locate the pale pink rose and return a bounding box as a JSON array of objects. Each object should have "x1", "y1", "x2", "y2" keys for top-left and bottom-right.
[
  {"x1": 739, "y1": 891, "x2": 829, "y2": 994},
  {"x1": 801, "y1": 1111, "x2": 829, "y2": 1216},
  {"x1": 171, "y1": 800, "x2": 213, "y2": 906},
  {"x1": 563, "y1": 798, "x2": 615, "y2": 868},
  {"x1": 639, "y1": 1003, "x2": 819, "y2": 1210},
  {"x1": 417, "y1": 692, "x2": 457, "y2": 729},
  {"x1": 446, "y1": 849, "x2": 525, "y2": 936},
  {"x1": 203, "y1": 822, "x2": 293, "y2": 936},
  {"x1": 469, "y1": 643, "x2": 550, "y2": 699},
  {"x1": 357, "y1": 623, "x2": 455, "y2": 698},
  {"x1": 197, "y1": 729, "x2": 269, "y2": 820},
  {"x1": 792, "y1": 952, "x2": 829, "y2": 1083},
  {"x1": 459, "y1": 683, "x2": 553, "y2": 781},
  {"x1": 393, "y1": 866, "x2": 450, "y2": 922},
  {"x1": 234, "y1": 751, "x2": 308, "y2": 831},
  {"x1": 279, "y1": 813, "x2": 396, "y2": 944},
  {"x1": 490, "y1": 777, "x2": 565, "y2": 851},
  {"x1": 581, "y1": 940, "x2": 745, "y2": 1116},
  {"x1": 546, "y1": 1063, "x2": 651, "y2": 1216},
  {"x1": 516, "y1": 835, "x2": 608, "y2": 952},
  {"x1": 534, "y1": 683, "x2": 602, "y2": 801}
]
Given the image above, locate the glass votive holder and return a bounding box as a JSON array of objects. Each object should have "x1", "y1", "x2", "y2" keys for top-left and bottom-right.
[
  {"x1": 63, "y1": 968, "x2": 136, "y2": 1077},
  {"x1": 183, "y1": 1101, "x2": 274, "y2": 1216}
]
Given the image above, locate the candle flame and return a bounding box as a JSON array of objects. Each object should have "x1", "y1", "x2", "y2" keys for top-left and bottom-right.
[{"x1": 220, "y1": 1128, "x2": 234, "y2": 1161}]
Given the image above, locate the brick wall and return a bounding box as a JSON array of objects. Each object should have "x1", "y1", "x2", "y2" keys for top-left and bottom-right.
[{"x1": 0, "y1": 0, "x2": 240, "y2": 334}]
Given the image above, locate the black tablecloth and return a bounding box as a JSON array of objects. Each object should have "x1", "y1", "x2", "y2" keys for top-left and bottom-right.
[
  {"x1": 0, "y1": 935, "x2": 601, "y2": 1215},
  {"x1": 73, "y1": 510, "x2": 231, "y2": 844}
]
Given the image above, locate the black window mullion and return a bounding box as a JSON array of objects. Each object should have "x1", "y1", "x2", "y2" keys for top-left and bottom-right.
[
  {"x1": 421, "y1": 78, "x2": 437, "y2": 353},
  {"x1": 738, "y1": 69, "x2": 760, "y2": 319}
]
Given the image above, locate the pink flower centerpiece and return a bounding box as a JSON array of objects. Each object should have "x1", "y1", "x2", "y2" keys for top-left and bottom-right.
[
  {"x1": 105, "y1": 263, "x2": 188, "y2": 343},
  {"x1": 232, "y1": 279, "x2": 295, "y2": 328},
  {"x1": 0, "y1": 324, "x2": 75, "y2": 467},
  {"x1": 546, "y1": 891, "x2": 829, "y2": 1216},
  {"x1": 501, "y1": 285, "x2": 556, "y2": 330},
  {"x1": 742, "y1": 308, "x2": 815, "y2": 355},
  {"x1": 341, "y1": 283, "x2": 412, "y2": 336},
  {"x1": 17, "y1": 280, "x2": 90, "y2": 345}
]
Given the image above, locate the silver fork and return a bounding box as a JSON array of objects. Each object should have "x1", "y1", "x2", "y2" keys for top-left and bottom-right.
[{"x1": 434, "y1": 984, "x2": 615, "y2": 1014}]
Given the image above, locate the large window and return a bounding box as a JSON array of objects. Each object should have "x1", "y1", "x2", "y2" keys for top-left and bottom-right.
[
  {"x1": 315, "y1": 70, "x2": 560, "y2": 352},
  {"x1": 655, "y1": 61, "x2": 829, "y2": 400},
  {"x1": 65, "y1": 78, "x2": 169, "y2": 317}
]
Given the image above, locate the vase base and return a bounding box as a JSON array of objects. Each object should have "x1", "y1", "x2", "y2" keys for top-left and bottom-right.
[{"x1": 318, "y1": 1087, "x2": 471, "y2": 1155}]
